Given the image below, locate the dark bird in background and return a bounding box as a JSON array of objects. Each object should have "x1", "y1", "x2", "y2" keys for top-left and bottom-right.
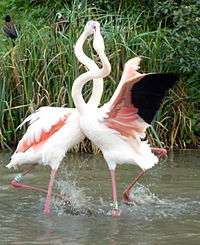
[
  {"x1": 3, "y1": 15, "x2": 18, "y2": 46},
  {"x1": 55, "y1": 12, "x2": 69, "y2": 35},
  {"x1": 194, "y1": 115, "x2": 200, "y2": 137}
]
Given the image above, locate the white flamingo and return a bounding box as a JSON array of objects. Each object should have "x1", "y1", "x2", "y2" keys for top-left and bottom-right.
[
  {"x1": 71, "y1": 21, "x2": 179, "y2": 217},
  {"x1": 6, "y1": 21, "x2": 108, "y2": 214}
]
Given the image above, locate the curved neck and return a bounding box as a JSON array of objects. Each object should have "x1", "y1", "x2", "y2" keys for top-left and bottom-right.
[
  {"x1": 75, "y1": 31, "x2": 103, "y2": 107},
  {"x1": 72, "y1": 52, "x2": 111, "y2": 114}
]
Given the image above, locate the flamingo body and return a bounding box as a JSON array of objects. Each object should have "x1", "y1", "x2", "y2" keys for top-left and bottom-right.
[
  {"x1": 7, "y1": 107, "x2": 83, "y2": 170},
  {"x1": 79, "y1": 59, "x2": 162, "y2": 171},
  {"x1": 80, "y1": 104, "x2": 158, "y2": 171},
  {"x1": 6, "y1": 20, "x2": 104, "y2": 214},
  {"x1": 7, "y1": 20, "x2": 102, "y2": 173},
  {"x1": 71, "y1": 24, "x2": 179, "y2": 216}
]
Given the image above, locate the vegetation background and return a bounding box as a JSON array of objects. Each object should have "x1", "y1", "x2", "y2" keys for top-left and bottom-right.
[{"x1": 0, "y1": 0, "x2": 199, "y2": 151}]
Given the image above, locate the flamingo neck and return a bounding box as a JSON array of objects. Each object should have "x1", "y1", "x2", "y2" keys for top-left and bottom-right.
[
  {"x1": 72, "y1": 52, "x2": 111, "y2": 114},
  {"x1": 74, "y1": 31, "x2": 103, "y2": 107}
]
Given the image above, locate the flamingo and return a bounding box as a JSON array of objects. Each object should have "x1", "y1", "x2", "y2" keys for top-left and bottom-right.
[
  {"x1": 6, "y1": 21, "x2": 108, "y2": 214},
  {"x1": 71, "y1": 21, "x2": 179, "y2": 217}
]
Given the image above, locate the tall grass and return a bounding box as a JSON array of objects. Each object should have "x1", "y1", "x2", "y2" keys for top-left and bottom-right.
[{"x1": 0, "y1": 1, "x2": 199, "y2": 151}]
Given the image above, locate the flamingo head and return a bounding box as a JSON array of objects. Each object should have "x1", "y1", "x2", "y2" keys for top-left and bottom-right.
[
  {"x1": 92, "y1": 22, "x2": 105, "y2": 54},
  {"x1": 84, "y1": 20, "x2": 100, "y2": 35}
]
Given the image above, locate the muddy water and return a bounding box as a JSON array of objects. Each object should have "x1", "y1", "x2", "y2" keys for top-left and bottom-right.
[{"x1": 0, "y1": 150, "x2": 200, "y2": 244}]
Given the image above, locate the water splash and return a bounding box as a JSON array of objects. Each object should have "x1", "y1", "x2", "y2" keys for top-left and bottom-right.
[
  {"x1": 52, "y1": 179, "x2": 163, "y2": 217},
  {"x1": 51, "y1": 174, "x2": 200, "y2": 220},
  {"x1": 53, "y1": 179, "x2": 93, "y2": 216},
  {"x1": 122, "y1": 184, "x2": 200, "y2": 220},
  {"x1": 129, "y1": 183, "x2": 161, "y2": 205}
]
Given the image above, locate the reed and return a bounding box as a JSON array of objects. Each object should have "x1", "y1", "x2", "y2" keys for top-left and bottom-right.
[{"x1": 0, "y1": 1, "x2": 199, "y2": 151}]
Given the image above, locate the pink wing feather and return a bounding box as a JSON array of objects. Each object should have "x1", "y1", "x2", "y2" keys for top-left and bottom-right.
[
  {"x1": 16, "y1": 107, "x2": 73, "y2": 153},
  {"x1": 103, "y1": 57, "x2": 148, "y2": 138}
]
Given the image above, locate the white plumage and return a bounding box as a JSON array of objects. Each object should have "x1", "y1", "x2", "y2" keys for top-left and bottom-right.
[
  {"x1": 71, "y1": 22, "x2": 178, "y2": 217},
  {"x1": 79, "y1": 74, "x2": 158, "y2": 172},
  {"x1": 6, "y1": 21, "x2": 105, "y2": 214}
]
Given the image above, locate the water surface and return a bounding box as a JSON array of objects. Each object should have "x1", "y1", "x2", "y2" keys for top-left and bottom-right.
[{"x1": 0, "y1": 150, "x2": 200, "y2": 244}]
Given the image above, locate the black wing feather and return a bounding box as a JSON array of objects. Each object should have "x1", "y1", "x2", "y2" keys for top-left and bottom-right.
[{"x1": 131, "y1": 73, "x2": 179, "y2": 124}]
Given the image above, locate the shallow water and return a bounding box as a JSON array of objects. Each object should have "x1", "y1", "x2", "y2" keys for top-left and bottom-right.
[{"x1": 0, "y1": 150, "x2": 200, "y2": 244}]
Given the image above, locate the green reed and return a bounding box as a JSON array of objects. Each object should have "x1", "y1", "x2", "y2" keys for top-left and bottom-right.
[{"x1": 0, "y1": 1, "x2": 199, "y2": 151}]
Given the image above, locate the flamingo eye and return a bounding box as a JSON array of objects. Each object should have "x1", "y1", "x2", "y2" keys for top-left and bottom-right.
[{"x1": 92, "y1": 24, "x2": 96, "y2": 31}]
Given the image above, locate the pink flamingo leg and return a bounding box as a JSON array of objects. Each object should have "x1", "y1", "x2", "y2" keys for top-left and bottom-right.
[
  {"x1": 110, "y1": 170, "x2": 121, "y2": 217},
  {"x1": 10, "y1": 165, "x2": 71, "y2": 208},
  {"x1": 122, "y1": 170, "x2": 146, "y2": 204},
  {"x1": 43, "y1": 169, "x2": 57, "y2": 215},
  {"x1": 10, "y1": 163, "x2": 47, "y2": 192},
  {"x1": 122, "y1": 147, "x2": 167, "y2": 204},
  {"x1": 11, "y1": 178, "x2": 71, "y2": 205},
  {"x1": 123, "y1": 148, "x2": 167, "y2": 204},
  {"x1": 11, "y1": 179, "x2": 49, "y2": 194}
]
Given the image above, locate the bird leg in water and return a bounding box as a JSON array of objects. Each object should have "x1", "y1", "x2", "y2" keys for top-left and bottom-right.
[
  {"x1": 10, "y1": 164, "x2": 71, "y2": 207},
  {"x1": 11, "y1": 177, "x2": 50, "y2": 194},
  {"x1": 122, "y1": 170, "x2": 146, "y2": 205},
  {"x1": 110, "y1": 170, "x2": 121, "y2": 217},
  {"x1": 122, "y1": 147, "x2": 166, "y2": 204},
  {"x1": 151, "y1": 147, "x2": 167, "y2": 159},
  {"x1": 10, "y1": 164, "x2": 52, "y2": 196},
  {"x1": 43, "y1": 169, "x2": 58, "y2": 214}
]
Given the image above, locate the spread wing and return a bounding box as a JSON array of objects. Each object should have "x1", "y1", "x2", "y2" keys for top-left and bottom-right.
[
  {"x1": 102, "y1": 57, "x2": 179, "y2": 138},
  {"x1": 131, "y1": 73, "x2": 178, "y2": 124},
  {"x1": 16, "y1": 107, "x2": 74, "y2": 153}
]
